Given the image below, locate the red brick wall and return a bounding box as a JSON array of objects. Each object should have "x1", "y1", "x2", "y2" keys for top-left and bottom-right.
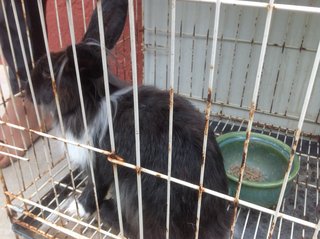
[{"x1": 46, "y1": 0, "x2": 143, "y2": 84}]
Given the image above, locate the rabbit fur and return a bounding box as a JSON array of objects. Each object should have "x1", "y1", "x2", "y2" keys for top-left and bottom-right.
[{"x1": 27, "y1": 0, "x2": 229, "y2": 238}]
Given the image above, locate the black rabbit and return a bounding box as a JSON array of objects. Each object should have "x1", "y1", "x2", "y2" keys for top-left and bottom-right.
[{"x1": 27, "y1": 0, "x2": 229, "y2": 238}]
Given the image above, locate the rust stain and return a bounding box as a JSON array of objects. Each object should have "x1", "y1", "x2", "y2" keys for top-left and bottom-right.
[
  {"x1": 13, "y1": 218, "x2": 54, "y2": 238},
  {"x1": 136, "y1": 166, "x2": 142, "y2": 175},
  {"x1": 108, "y1": 153, "x2": 125, "y2": 162},
  {"x1": 233, "y1": 198, "x2": 239, "y2": 209},
  {"x1": 198, "y1": 185, "x2": 204, "y2": 200},
  {"x1": 169, "y1": 88, "x2": 174, "y2": 108},
  {"x1": 230, "y1": 121, "x2": 254, "y2": 236},
  {"x1": 249, "y1": 103, "x2": 256, "y2": 119},
  {"x1": 206, "y1": 88, "x2": 212, "y2": 103},
  {"x1": 107, "y1": 157, "x2": 124, "y2": 167},
  {"x1": 238, "y1": 132, "x2": 251, "y2": 179},
  {"x1": 201, "y1": 151, "x2": 206, "y2": 166},
  {"x1": 203, "y1": 120, "x2": 209, "y2": 137},
  {"x1": 268, "y1": 221, "x2": 276, "y2": 239},
  {"x1": 229, "y1": 197, "x2": 239, "y2": 238},
  {"x1": 51, "y1": 80, "x2": 58, "y2": 97},
  {"x1": 267, "y1": 3, "x2": 275, "y2": 11}
]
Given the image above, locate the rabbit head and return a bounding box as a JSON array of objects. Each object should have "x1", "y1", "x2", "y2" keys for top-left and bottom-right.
[
  {"x1": 29, "y1": 44, "x2": 103, "y2": 114},
  {"x1": 26, "y1": 0, "x2": 128, "y2": 118}
]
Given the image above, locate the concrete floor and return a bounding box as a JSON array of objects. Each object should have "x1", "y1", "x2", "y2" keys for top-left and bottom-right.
[{"x1": 0, "y1": 193, "x2": 16, "y2": 239}]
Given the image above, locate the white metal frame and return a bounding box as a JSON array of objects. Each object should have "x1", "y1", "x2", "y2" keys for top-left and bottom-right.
[{"x1": 0, "y1": 0, "x2": 319, "y2": 238}]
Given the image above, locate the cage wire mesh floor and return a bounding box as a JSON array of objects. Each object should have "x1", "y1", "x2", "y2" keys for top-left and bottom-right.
[{"x1": 3, "y1": 116, "x2": 318, "y2": 239}]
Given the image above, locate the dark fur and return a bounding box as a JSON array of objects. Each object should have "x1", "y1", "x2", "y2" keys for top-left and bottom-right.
[{"x1": 27, "y1": 0, "x2": 229, "y2": 238}]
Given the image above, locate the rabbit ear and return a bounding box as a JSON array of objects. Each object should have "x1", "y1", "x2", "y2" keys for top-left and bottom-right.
[
  {"x1": 65, "y1": 44, "x2": 128, "y2": 96},
  {"x1": 83, "y1": 0, "x2": 128, "y2": 50},
  {"x1": 65, "y1": 44, "x2": 103, "y2": 79}
]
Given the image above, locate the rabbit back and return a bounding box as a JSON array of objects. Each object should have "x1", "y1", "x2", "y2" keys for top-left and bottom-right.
[{"x1": 95, "y1": 86, "x2": 229, "y2": 238}]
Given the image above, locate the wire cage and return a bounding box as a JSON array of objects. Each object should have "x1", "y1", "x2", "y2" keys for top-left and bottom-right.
[{"x1": 0, "y1": 0, "x2": 319, "y2": 239}]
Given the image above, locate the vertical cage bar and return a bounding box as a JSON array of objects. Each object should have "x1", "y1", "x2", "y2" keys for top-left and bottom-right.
[
  {"x1": 166, "y1": 0, "x2": 176, "y2": 238},
  {"x1": 317, "y1": 141, "x2": 320, "y2": 213},
  {"x1": 240, "y1": 209, "x2": 250, "y2": 239},
  {"x1": 230, "y1": 1, "x2": 274, "y2": 237},
  {"x1": 65, "y1": 0, "x2": 103, "y2": 234},
  {"x1": 266, "y1": 39, "x2": 320, "y2": 239},
  {"x1": 268, "y1": 39, "x2": 320, "y2": 238},
  {"x1": 195, "y1": 1, "x2": 221, "y2": 239},
  {"x1": 315, "y1": 141, "x2": 320, "y2": 238},
  {"x1": 128, "y1": 0, "x2": 144, "y2": 237},
  {"x1": 54, "y1": 0, "x2": 63, "y2": 48},
  {"x1": 81, "y1": 0, "x2": 87, "y2": 32},
  {"x1": 253, "y1": 212, "x2": 262, "y2": 239},
  {"x1": 96, "y1": 0, "x2": 124, "y2": 235},
  {"x1": 0, "y1": 1, "x2": 22, "y2": 91},
  {"x1": 20, "y1": 0, "x2": 35, "y2": 68}
]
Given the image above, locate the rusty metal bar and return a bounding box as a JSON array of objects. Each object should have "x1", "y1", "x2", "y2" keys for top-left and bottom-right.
[
  {"x1": 53, "y1": 0, "x2": 63, "y2": 48},
  {"x1": 81, "y1": 0, "x2": 87, "y2": 32},
  {"x1": 9, "y1": 204, "x2": 98, "y2": 239},
  {"x1": 0, "y1": 0, "x2": 22, "y2": 91},
  {"x1": 165, "y1": 0, "x2": 176, "y2": 238},
  {"x1": 230, "y1": 1, "x2": 275, "y2": 237},
  {"x1": 12, "y1": 218, "x2": 54, "y2": 239},
  {"x1": 20, "y1": 0, "x2": 35, "y2": 68},
  {"x1": 128, "y1": 0, "x2": 144, "y2": 238},
  {"x1": 194, "y1": 0, "x2": 222, "y2": 238},
  {"x1": 96, "y1": 0, "x2": 124, "y2": 235},
  {"x1": 0, "y1": 141, "x2": 25, "y2": 153},
  {"x1": 178, "y1": 0, "x2": 320, "y2": 14},
  {"x1": 268, "y1": 39, "x2": 320, "y2": 238},
  {"x1": 0, "y1": 119, "x2": 122, "y2": 159},
  {"x1": 7, "y1": 194, "x2": 120, "y2": 239}
]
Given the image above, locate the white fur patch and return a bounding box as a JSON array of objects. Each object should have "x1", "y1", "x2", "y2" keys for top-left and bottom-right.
[
  {"x1": 64, "y1": 132, "x2": 94, "y2": 169},
  {"x1": 104, "y1": 183, "x2": 115, "y2": 200},
  {"x1": 110, "y1": 86, "x2": 133, "y2": 119},
  {"x1": 66, "y1": 199, "x2": 90, "y2": 218},
  {"x1": 62, "y1": 87, "x2": 132, "y2": 169},
  {"x1": 88, "y1": 86, "x2": 133, "y2": 147}
]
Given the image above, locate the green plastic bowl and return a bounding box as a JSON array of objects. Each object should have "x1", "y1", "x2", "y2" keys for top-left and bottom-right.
[{"x1": 217, "y1": 131, "x2": 300, "y2": 208}]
